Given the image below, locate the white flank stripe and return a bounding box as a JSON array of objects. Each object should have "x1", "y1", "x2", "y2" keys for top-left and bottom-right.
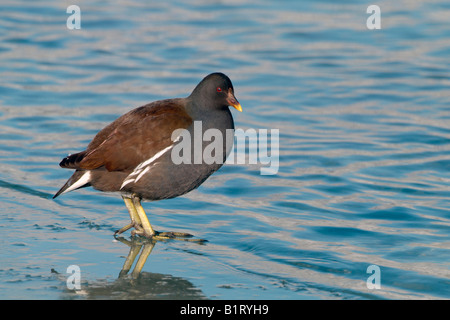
[
  {"x1": 120, "y1": 144, "x2": 174, "y2": 190},
  {"x1": 63, "y1": 171, "x2": 92, "y2": 195},
  {"x1": 135, "y1": 165, "x2": 150, "y2": 183},
  {"x1": 138, "y1": 145, "x2": 174, "y2": 169},
  {"x1": 120, "y1": 178, "x2": 135, "y2": 189}
]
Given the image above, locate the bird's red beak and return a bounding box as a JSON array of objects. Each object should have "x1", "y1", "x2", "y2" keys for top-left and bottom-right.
[{"x1": 227, "y1": 89, "x2": 242, "y2": 112}]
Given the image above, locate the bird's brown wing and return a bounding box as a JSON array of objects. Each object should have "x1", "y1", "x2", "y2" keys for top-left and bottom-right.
[{"x1": 61, "y1": 99, "x2": 192, "y2": 172}]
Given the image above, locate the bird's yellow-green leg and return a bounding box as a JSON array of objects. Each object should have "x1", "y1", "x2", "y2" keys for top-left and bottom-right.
[
  {"x1": 115, "y1": 195, "x2": 143, "y2": 235},
  {"x1": 119, "y1": 194, "x2": 205, "y2": 242},
  {"x1": 131, "y1": 195, "x2": 156, "y2": 238}
]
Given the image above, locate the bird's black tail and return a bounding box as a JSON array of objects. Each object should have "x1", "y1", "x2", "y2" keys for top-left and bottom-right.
[{"x1": 59, "y1": 151, "x2": 87, "y2": 169}]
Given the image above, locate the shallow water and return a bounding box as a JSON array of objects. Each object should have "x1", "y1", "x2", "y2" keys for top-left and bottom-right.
[{"x1": 1, "y1": 0, "x2": 449, "y2": 300}]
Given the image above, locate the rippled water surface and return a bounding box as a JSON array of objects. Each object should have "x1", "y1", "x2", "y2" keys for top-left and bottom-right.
[{"x1": 1, "y1": 0, "x2": 449, "y2": 299}]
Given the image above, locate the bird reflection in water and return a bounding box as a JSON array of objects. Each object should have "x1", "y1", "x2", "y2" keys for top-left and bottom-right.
[
  {"x1": 57, "y1": 236, "x2": 207, "y2": 299},
  {"x1": 115, "y1": 236, "x2": 156, "y2": 279},
  {"x1": 115, "y1": 235, "x2": 206, "y2": 280}
]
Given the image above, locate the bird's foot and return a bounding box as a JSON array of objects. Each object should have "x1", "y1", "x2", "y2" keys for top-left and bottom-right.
[
  {"x1": 155, "y1": 231, "x2": 207, "y2": 243},
  {"x1": 157, "y1": 231, "x2": 193, "y2": 238},
  {"x1": 114, "y1": 221, "x2": 144, "y2": 236},
  {"x1": 115, "y1": 221, "x2": 206, "y2": 242},
  {"x1": 133, "y1": 228, "x2": 206, "y2": 243}
]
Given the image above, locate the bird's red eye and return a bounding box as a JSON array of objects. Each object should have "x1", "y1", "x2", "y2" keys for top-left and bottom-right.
[{"x1": 216, "y1": 87, "x2": 222, "y2": 92}]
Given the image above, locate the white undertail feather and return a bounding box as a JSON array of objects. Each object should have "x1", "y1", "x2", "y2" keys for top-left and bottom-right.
[{"x1": 61, "y1": 171, "x2": 92, "y2": 195}]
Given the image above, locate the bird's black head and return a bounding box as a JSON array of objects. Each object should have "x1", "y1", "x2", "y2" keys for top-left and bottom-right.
[{"x1": 189, "y1": 72, "x2": 242, "y2": 112}]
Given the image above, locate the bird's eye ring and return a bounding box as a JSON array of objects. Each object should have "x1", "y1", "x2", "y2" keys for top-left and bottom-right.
[{"x1": 216, "y1": 87, "x2": 222, "y2": 92}]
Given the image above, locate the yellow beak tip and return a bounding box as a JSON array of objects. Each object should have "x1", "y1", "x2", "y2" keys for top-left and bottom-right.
[{"x1": 233, "y1": 103, "x2": 243, "y2": 112}]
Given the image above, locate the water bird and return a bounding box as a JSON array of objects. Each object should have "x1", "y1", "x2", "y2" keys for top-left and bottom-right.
[{"x1": 54, "y1": 73, "x2": 242, "y2": 240}]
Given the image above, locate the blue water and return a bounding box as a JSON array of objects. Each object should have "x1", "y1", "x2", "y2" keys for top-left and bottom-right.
[{"x1": 1, "y1": 0, "x2": 449, "y2": 299}]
